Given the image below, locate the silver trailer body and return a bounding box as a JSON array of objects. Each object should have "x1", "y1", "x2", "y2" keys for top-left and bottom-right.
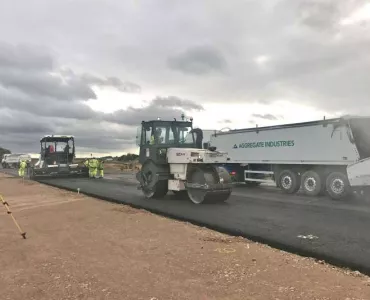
[
  {"x1": 210, "y1": 118, "x2": 360, "y2": 165},
  {"x1": 1, "y1": 153, "x2": 32, "y2": 168},
  {"x1": 206, "y1": 116, "x2": 370, "y2": 200}
]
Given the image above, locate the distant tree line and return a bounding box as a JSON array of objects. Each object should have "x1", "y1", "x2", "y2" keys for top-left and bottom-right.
[
  {"x1": 117, "y1": 153, "x2": 139, "y2": 162},
  {"x1": 96, "y1": 154, "x2": 138, "y2": 162},
  {"x1": 0, "y1": 147, "x2": 11, "y2": 159}
]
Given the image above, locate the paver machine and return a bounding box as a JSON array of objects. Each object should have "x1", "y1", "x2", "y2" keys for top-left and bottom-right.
[
  {"x1": 135, "y1": 117, "x2": 233, "y2": 204},
  {"x1": 29, "y1": 135, "x2": 89, "y2": 179}
]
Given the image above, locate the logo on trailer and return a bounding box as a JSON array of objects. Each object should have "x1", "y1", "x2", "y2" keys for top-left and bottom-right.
[
  {"x1": 234, "y1": 140, "x2": 295, "y2": 149},
  {"x1": 176, "y1": 152, "x2": 185, "y2": 156}
]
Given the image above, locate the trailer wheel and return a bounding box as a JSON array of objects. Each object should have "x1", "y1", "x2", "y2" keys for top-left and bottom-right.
[
  {"x1": 278, "y1": 170, "x2": 300, "y2": 194},
  {"x1": 301, "y1": 170, "x2": 322, "y2": 196},
  {"x1": 326, "y1": 172, "x2": 351, "y2": 200}
]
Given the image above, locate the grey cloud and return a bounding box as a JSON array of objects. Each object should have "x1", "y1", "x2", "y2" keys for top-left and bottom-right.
[
  {"x1": 0, "y1": 88, "x2": 99, "y2": 120},
  {"x1": 296, "y1": 0, "x2": 364, "y2": 30},
  {"x1": 81, "y1": 73, "x2": 142, "y2": 93},
  {"x1": 0, "y1": 69, "x2": 97, "y2": 101},
  {"x1": 152, "y1": 96, "x2": 204, "y2": 111},
  {"x1": 0, "y1": 110, "x2": 56, "y2": 134},
  {"x1": 0, "y1": 43, "x2": 141, "y2": 104},
  {"x1": 62, "y1": 120, "x2": 137, "y2": 142},
  {"x1": 0, "y1": 41, "x2": 54, "y2": 71},
  {"x1": 2, "y1": 0, "x2": 368, "y2": 114},
  {"x1": 106, "y1": 77, "x2": 141, "y2": 93},
  {"x1": 104, "y1": 96, "x2": 203, "y2": 126},
  {"x1": 167, "y1": 45, "x2": 227, "y2": 75},
  {"x1": 297, "y1": 0, "x2": 340, "y2": 30},
  {"x1": 1, "y1": 86, "x2": 202, "y2": 125},
  {"x1": 252, "y1": 114, "x2": 278, "y2": 120},
  {"x1": 0, "y1": 42, "x2": 143, "y2": 154},
  {"x1": 0, "y1": 44, "x2": 95, "y2": 101},
  {"x1": 0, "y1": 110, "x2": 137, "y2": 153},
  {"x1": 56, "y1": 122, "x2": 137, "y2": 152},
  {"x1": 0, "y1": 91, "x2": 200, "y2": 154}
]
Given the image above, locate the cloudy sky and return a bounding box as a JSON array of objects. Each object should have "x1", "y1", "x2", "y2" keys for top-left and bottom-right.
[{"x1": 1, "y1": 0, "x2": 370, "y2": 156}]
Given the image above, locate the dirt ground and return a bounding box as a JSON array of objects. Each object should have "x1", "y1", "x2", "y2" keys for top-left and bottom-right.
[
  {"x1": 0, "y1": 173, "x2": 370, "y2": 300},
  {"x1": 103, "y1": 162, "x2": 140, "y2": 173},
  {"x1": 103, "y1": 163, "x2": 124, "y2": 173}
]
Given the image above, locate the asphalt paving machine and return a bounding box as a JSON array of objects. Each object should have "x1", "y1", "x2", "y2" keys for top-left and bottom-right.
[
  {"x1": 29, "y1": 135, "x2": 89, "y2": 179},
  {"x1": 135, "y1": 117, "x2": 233, "y2": 204}
]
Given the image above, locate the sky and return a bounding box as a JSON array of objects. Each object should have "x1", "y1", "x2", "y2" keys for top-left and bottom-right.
[{"x1": 1, "y1": 0, "x2": 370, "y2": 157}]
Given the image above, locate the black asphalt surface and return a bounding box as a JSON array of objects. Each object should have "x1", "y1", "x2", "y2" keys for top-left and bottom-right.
[{"x1": 2, "y1": 167, "x2": 370, "y2": 275}]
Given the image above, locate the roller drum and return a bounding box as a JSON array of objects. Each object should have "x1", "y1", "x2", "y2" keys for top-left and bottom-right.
[{"x1": 186, "y1": 165, "x2": 232, "y2": 204}]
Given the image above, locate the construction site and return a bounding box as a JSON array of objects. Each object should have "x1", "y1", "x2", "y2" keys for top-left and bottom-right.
[
  {"x1": 2, "y1": 116, "x2": 370, "y2": 299},
  {"x1": 4, "y1": 0, "x2": 370, "y2": 297}
]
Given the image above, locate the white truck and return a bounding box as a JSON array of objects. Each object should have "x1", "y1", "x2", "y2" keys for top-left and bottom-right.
[
  {"x1": 202, "y1": 115, "x2": 370, "y2": 200},
  {"x1": 1, "y1": 153, "x2": 32, "y2": 169}
]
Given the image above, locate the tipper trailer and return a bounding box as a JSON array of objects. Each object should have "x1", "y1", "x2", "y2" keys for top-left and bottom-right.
[
  {"x1": 1, "y1": 154, "x2": 32, "y2": 168},
  {"x1": 203, "y1": 115, "x2": 370, "y2": 200}
]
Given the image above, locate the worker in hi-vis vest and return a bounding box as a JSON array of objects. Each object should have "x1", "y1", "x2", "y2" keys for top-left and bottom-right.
[
  {"x1": 97, "y1": 159, "x2": 104, "y2": 178},
  {"x1": 18, "y1": 160, "x2": 27, "y2": 177},
  {"x1": 89, "y1": 157, "x2": 98, "y2": 178},
  {"x1": 87, "y1": 156, "x2": 95, "y2": 178}
]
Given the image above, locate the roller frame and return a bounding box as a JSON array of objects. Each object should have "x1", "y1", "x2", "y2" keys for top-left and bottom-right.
[{"x1": 137, "y1": 161, "x2": 233, "y2": 204}]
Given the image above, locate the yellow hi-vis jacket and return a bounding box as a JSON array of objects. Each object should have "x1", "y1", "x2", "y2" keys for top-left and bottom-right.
[
  {"x1": 89, "y1": 159, "x2": 98, "y2": 168},
  {"x1": 19, "y1": 160, "x2": 27, "y2": 169}
]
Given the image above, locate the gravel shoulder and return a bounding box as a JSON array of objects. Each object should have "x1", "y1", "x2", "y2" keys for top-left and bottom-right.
[{"x1": 0, "y1": 173, "x2": 370, "y2": 300}]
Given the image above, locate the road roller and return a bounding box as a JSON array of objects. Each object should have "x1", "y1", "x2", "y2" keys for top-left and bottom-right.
[{"x1": 135, "y1": 116, "x2": 233, "y2": 204}]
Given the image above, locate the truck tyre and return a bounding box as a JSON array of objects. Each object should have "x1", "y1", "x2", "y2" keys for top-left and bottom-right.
[
  {"x1": 326, "y1": 172, "x2": 351, "y2": 200},
  {"x1": 278, "y1": 170, "x2": 300, "y2": 194},
  {"x1": 301, "y1": 170, "x2": 322, "y2": 196}
]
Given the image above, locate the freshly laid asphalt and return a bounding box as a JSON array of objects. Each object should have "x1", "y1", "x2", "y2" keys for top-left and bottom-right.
[{"x1": 2, "y1": 168, "x2": 370, "y2": 275}]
